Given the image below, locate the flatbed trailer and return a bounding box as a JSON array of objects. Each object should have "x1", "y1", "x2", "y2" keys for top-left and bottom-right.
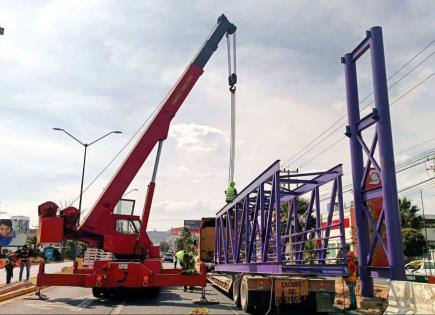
[
  {"x1": 207, "y1": 272, "x2": 335, "y2": 313},
  {"x1": 198, "y1": 160, "x2": 346, "y2": 313}
]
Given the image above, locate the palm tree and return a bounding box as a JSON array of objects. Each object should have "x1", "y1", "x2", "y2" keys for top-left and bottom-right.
[
  {"x1": 399, "y1": 197, "x2": 427, "y2": 259},
  {"x1": 399, "y1": 197, "x2": 424, "y2": 229}
]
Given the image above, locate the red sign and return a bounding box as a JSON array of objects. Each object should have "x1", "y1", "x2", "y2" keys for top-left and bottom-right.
[
  {"x1": 321, "y1": 218, "x2": 349, "y2": 230},
  {"x1": 350, "y1": 168, "x2": 388, "y2": 267},
  {"x1": 171, "y1": 227, "x2": 183, "y2": 236}
]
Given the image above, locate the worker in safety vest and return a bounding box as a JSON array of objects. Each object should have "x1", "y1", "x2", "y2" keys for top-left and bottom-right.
[
  {"x1": 175, "y1": 250, "x2": 195, "y2": 292},
  {"x1": 344, "y1": 249, "x2": 358, "y2": 311},
  {"x1": 225, "y1": 181, "x2": 237, "y2": 203}
]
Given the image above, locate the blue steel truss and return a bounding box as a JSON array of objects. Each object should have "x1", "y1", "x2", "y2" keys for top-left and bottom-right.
[{"x1": 214, "y1": 160, "x2": 348, "y2": 276}]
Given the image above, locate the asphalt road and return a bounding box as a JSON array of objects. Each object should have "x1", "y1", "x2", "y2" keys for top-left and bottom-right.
[
  {"x1": 0, "y1": 261, "x2": 246, "y2": 314},
  {"x1": 0, "y1": 284, "x2": 245, "y2": 314},
  {"x1": 0, "y1": 261, "x2": 73, "y2": 285}
]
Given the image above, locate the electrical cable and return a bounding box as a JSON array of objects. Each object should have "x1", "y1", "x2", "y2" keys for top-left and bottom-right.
[
  {"x1": 294, "y1": 70, "x2": 435, "y2": 170},
  {"x1": 282, "y1": 39, "x2": 435, "y2": 169},
  {"x1": 398, "y1": 176, "x2": 435, "y2": 194}
]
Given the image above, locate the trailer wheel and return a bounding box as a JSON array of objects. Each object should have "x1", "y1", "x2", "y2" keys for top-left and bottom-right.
[
  {"x1": 240, "y1": 276, "x2": 258, "y2": 313},
  {"x1": 232, "y1": 275, "x2": 241, "y2": 306}
]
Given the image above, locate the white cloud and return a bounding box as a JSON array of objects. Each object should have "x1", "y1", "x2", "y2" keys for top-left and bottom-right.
[
  {"x1": 1, "y1": 1, "x2": 435, "y2": 231},
  {"x1": 169, "y1": 123, "x2": 224, "y2": 153}
]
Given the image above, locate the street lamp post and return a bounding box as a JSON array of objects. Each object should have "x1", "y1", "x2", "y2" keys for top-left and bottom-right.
[{"x1": 53, "y1": 128, "x2": 122, "y2": 258}]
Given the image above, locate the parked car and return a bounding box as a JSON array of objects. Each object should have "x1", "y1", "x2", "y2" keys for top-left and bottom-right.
[
  {"x1": 163, "y1": 253, "x2": 174, "y2": 263},
  {"x1": 405, "y1": 259, "x2": 435, "y2": 283}
]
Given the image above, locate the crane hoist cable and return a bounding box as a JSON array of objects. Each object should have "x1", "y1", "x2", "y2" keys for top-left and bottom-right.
[{"x1": 225, "y1": 31, "x2": 237, "y2": 203}]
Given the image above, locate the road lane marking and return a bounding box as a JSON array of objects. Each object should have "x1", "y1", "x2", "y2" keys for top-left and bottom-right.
[
  {"x1": 24, "y1": 293, "x2": 94, "y2": 312},
  {"x1": 110, "y1": 300, "x2": 126, "y2": 315}
]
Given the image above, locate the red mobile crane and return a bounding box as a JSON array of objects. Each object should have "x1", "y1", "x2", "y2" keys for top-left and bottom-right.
[{"x1": 36, "y1": 14, "x2": 236, "y2": 298}]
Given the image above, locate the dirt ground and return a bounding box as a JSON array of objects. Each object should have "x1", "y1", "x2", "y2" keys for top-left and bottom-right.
[{"x1": 334, "y1": 278, "x2": 389, "y2": 314}]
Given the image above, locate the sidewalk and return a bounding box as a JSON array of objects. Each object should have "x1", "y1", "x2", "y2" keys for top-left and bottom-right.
[{"x1": 0, "y1": 261, "x2": 72, "y2": 286}]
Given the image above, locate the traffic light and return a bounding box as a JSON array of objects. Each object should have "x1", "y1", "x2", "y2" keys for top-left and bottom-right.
[{"x1": 0, "y1": 27, "x2": 4, "y2": 35}]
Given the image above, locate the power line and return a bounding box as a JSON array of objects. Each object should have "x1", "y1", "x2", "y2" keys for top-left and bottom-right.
[
  {"x1": 294, "y1": 70, "x2": 435, "y2": 170},
  {"x1": 396, "y1": 137, "x2": 435, "y2": 155},
  {"x1": 282, "y1": 40, "x2": 435, "y2": 169},
  {"x1": 398, "y1": 176, "x2": 435, "y2": 194},
  {"x1": 319, "y1": 148, "x2": 435, "y2": 201}
]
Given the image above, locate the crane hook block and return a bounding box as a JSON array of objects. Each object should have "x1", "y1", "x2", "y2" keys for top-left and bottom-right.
[{"x1": 228, "y1": 73, "x2": 237, "y2": 88}]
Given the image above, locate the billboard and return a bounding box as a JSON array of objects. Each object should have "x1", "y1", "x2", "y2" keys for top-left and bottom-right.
[
  {"x1": 184, "y1": 220, "x2": 200, "y2": 236},
  {"x1": 0, "y1": 216, "x2": 30, "y2": 247},
  {"x1": 184, "y1": 220, "x2": 201, "y2": 229}
]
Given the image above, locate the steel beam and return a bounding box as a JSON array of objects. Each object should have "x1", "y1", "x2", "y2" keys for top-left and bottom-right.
[{"x1": 343, "y1": 26, "x2": 405, "y2": 297}]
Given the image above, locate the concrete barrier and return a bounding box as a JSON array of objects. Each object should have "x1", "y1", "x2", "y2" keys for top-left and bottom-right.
[{"x1": 384, "y1": 280, "x2": 435, "y2": 314}]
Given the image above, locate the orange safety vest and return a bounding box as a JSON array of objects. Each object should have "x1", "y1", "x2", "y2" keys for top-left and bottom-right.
[{"x1": 345, "y1": 252, "x2": 358, "y2": 284}]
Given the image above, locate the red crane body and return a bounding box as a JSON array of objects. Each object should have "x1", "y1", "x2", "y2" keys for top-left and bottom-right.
[{"x1": 36, "y1": 15, "x2": 236, "y2": 293}]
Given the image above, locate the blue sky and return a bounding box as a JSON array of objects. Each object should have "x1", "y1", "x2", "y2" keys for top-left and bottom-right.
[{"x1": 1, "y1": 1, "x2": 435, "y2": 230}]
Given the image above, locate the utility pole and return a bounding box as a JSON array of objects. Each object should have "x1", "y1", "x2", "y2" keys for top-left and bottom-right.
[{"x1": 419, "y1": 189, "x2": 430, "y2": 259}]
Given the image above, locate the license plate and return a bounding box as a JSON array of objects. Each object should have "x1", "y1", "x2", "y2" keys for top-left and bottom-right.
[{"x1": 118, "y1": 263, "x2": 128, "y2": 270}]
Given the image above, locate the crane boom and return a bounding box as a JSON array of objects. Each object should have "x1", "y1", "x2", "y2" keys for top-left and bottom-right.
[{"x1": 38, "y1": 14, "x2": 236, "y2": 257}]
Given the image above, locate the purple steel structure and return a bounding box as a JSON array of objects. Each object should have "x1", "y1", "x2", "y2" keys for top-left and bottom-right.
[
  {"x1": 214, "y1": 160, "x2": 348, "y2": 276},
  {"x1": 342, "y1": 26, "x2": 405, "y2": 297}
]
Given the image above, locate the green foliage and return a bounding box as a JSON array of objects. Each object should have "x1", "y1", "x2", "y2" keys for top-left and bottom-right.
[
  {"x1": 281, "y1": 198, "x2": 315, "y2": 233},
  {"x1": 78, "y1": 242, "x2": 87, "y2": 258},
  {"x1": 61, "y1": 240, "x2": 75, "y2": 260},
  {"x1": 402, "y1": 228, "x2": 427, "y2": 259},
  {"x1": 27, "y1": 236, "x2": 39, "y2": 257},
  {"x1": 160, "y1": 240, "x2": 170, "y2": 253},
  {"x1": 399, "y1": 197, "x2": 424, "y2": 229},
  {"x1": 175, "y1": 227, "x2": 197, "y2": 255},
  {"x1": 398, "y1": 197, "x2": 427, "y2": 259},
  {"x1": 296, "y1": 198, "x2": 310, "y2": 215}
]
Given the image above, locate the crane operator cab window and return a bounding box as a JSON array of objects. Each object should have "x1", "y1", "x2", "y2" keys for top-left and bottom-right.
[
  {"x1": 114, "y1": 199, "x2": 139, "y2": 234},
  {"x1": 116, "y1": 219, "x2": 140, "y2": 234},
  {"x1": 114, "y1": 199, "x2": 135, "y2": 215}
]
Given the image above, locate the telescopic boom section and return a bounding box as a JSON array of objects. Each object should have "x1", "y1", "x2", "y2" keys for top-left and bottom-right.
[{"x1": 80, "y1": 15, "x2": 236, "y2": 233}]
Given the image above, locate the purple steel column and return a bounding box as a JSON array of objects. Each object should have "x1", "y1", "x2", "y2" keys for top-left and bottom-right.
[
  {"x1": 315, "y1": 187, "x2": 321, "y2": 254},
  {"x1": 343, "y1": 52, "x2": 374, "y2": 297},
  {"x1": 274, "y1": 171, "x2": 282, "y2": 263},
  {"x1": 369, "y1": 26, "x2": 405, "y2": 280},
  {"x1": 337, "y1": 176, "x2": 347, "y2": 264}
]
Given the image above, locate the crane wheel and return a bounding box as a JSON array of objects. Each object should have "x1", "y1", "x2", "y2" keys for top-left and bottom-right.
[
  {"x1": 92, "y1": 287, "x2": 105, "y2": 298},
  {"x1": 232, "y1": 275, "x2": 241, "y2": 306}
]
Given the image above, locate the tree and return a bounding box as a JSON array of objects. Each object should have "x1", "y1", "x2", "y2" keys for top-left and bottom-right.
[
  {"x1": 402, "y1": 228, "x2": 427, "y2": 259},
  {"x1": 281, "y1": 198, "x2": 315, "y2": 234},
  {"x1": 399, "y1": 197, "x2": 424, "y2": 229},
  {"x1": 61, "y1": 240, "x2": 76, "y2": 260},
  {"x1": 27, "y1": 235, "x2": 40, "y2": 257},
  {"x1": 160, "y1": 240, "x2": 170, "y2": 253},
  {"x1": 398, "y1": 197, "x2": 427, "y2": 260},
  {"x1": 79, "y1": 242, "x2": 87, "y2": 258},
  {"x1": 175, "y1": 227, "x2": 197, "y2": 254}
]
